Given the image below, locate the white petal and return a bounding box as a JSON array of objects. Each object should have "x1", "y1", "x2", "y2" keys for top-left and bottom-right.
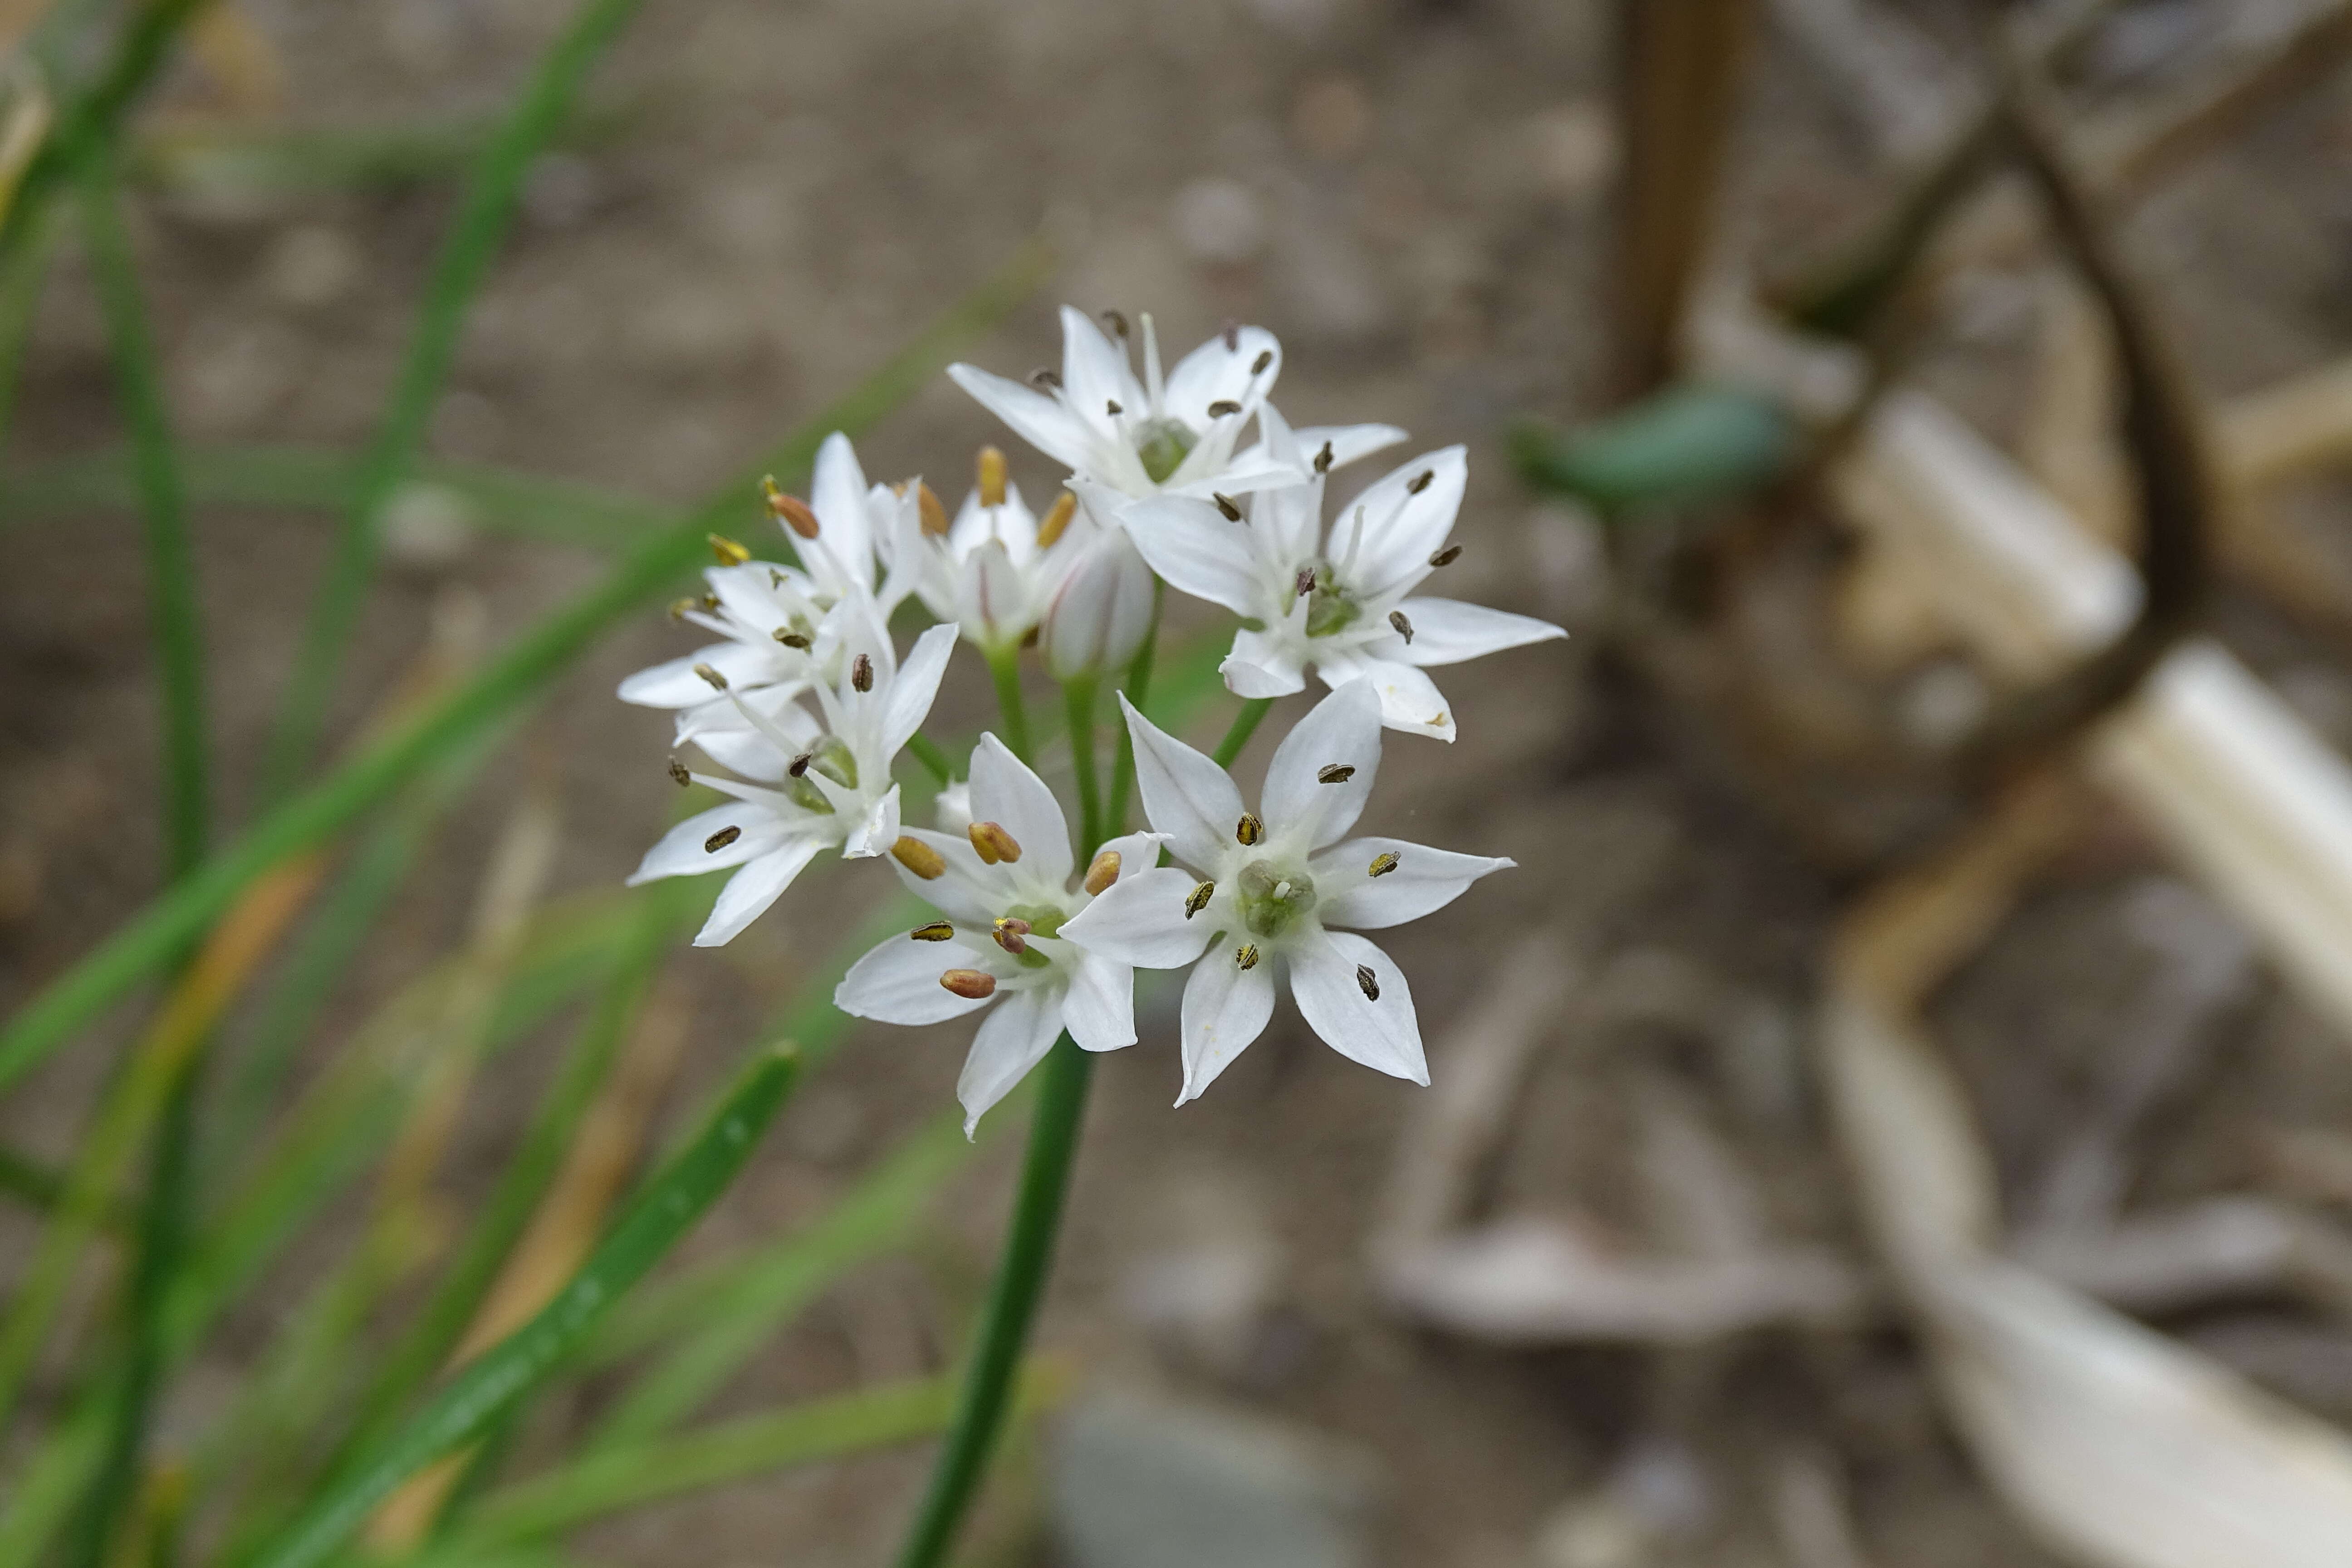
[
  {"x1": 690, "y1": 726, "x2": 791, "y2": 782},
  {"x1": 1313, "y1": 836, "x2": 1514, "y2": 930},
  {"x1": 841, "y1": 783, "x2": 902, "y2": 859},
  {"x1": 809, "y1": 432, "x2": 875, "y2": 583},
  {"x1": 693, "y1": 838, "x2": 823, "y2": 946},
  {"x1": 1391, "y1": 598, "x2": 1567, "y2": 668},
  {"x1": 1062, "y1": 953, "x2": 1137, "y2": 1052},
  {"x1": 1177, "y1": 950, "x2": 1277, "y2": 1104},
  {"x1": 1061, "y1": 867, "x2": 1217, "y2": 968},
  {"x1": 1262, "y1": 678, "x2": 1382, "y2": 850},
  {"x1": 1120, "y1": 495, "x2": 1266, "y2": 618},
  {"x1": 1117, "y1": 693, "x2": 1246, "y2": 870},
  {"x1": 947, "y1": 363, "x2": 1099, "y2": 473},
  {"x1": 1289, "y1": 422, "x2": 1409, "y2": 471},
  {"x1": 1313, "y1": 651, "x2": 1456, "y2": 742},
  {"x1": 969, "y1": 733, "x2": 1074, "y2": 887},
  {"x1": 835, "y1": 930, "x2": 995, "y2": 1024},
  {"x1": 956, "y1": 537, "x2": 1030, "y2": 648},
  {"x1": 1041, "y1": 529, "x2": 1155, "y2": 680},
  {"x1": 958, "y1": 988, "x2": 1065, "y2": 1136},
  {"x1": 1337, "y1": 446, "x2": 1466, "y2": 594},
  {"x1": 1289, "y1": 930, "x2": 1425, "y2": 1084},
  {"x1": 1161, "y1": 451, "x2": 1305, "y2": 499},
  {"x1": 617, "y1": 643, "x2": 774, "y2": 708},
  {"x1": 1163, "y1": 325, "x2": 1280, "y2": 428},
  {"x1": 1220, "y1": 629, "x2": 1308, "y2": 702},
  {"x1": 880, "y1": 623, "x2": 960, "y2": 757},
  {"x1": 628, "y1": 803, "x2": 781, "y2": 884},
  {"x1": 886, "y1": 827, "x2": 1003, "y2": 923},
  {"x1": 1252, "y1": 473, "x2": 1325, "y2": 564},
  {"x1": 1057, "y1": 305, "x2": 1144, "y2": 436}
]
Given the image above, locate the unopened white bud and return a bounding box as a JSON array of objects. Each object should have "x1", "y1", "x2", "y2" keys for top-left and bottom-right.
[{"x1": 1042, "y1": 529, "x2": 1155, "y2": 681}]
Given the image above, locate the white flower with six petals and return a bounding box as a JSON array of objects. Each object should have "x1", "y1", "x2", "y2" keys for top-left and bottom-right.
[
  {"x1": 836, "y1": 735, "x2": 1166, "y2": 1133},
  {"x1": 1063, "y1": 681, "x2": 1512, "y2": 1102}
]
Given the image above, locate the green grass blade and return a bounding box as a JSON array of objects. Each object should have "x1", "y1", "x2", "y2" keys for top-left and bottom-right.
[
  {"x1": 238, "y1": 1044, "x2": 801, "y2": 1568},
  {"x1": 0, "y1": 198, "x2": 62, "y2": 459},
  {"x1": 76, "y1": 147, "x2": 207, "y2": 880},
  {"x1": 260, "y1": 0, "x2": 649, "y2": 800},
  {"x1": 335, "y1": 878, "x2": 692, "y2": 1467},
  {"x1": 0, "y1": 237, "x2": 1050, "y2": 1091},
  {"x1": 128, "y1": 101, "x2": 633, "y2": 198},
  {"x1": 588, "y1": 1107, "x2": 970, "y2": 1445},
  {"x1": 448, "y1": 1375, "x2": 978, "y2": 1548},
  {"x1": 0, "y1": 443, "x2": 676, "y2": 549}
]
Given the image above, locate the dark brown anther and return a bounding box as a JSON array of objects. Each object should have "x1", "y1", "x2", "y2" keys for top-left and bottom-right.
[
  {"x1": 1294, "y1": 567, "x2": 1317, "y2": 598},
  {"x1": 1185, "y1": 880, "x2": 1215, "y2": 918},
  {"x1": 788, "y1": 753, "x2": 812, "y2": 778},
  {"x1": 1235, "y1": 812, "x2": 1264, "y2": 846},
  {"x1": 1313, "y1": 441, "x2": 1333, "y2": 475},
  {"x1": 705, "y1": 825, "x2": 741, "y2": 853},
  {"x1": 1356, "y1": 964, "x2": 1379, "y2": 1001},
  {"x1": 1389, "y1": 610, "x2": 1414, "y2": 644},
  {"x1": 1222, "y1": 321, "x2": 1240, "y2": 351},
  {"x1": 1213, "y1": 493, "x2": 1242, "y2": 521},
  {"x1": 992, "y1": 916, "x2": 1033, "y2": 956},
  {"x1": 852, "y1": 653, "x2": 873, "y2": 692},
  {"x1": 1407, "y1": 470, "x2": 1434, "y2": 495},
  {"x1": 1317, "y1": 764, "x2": 1355, "y2": 784},
  {"x1": 1206, "y1": 399, "x2": 1242, "y2": 418},
  {"x1": 1030, "y1": 367, "x2": 1063, "y2": 390},
  {"x1": 1251, "y1": 349, "x2": 1272, "y2": 374},
  {"x1": 1107, "y1": 399, "x2": 1123, "y2": 416},
  {"x1": 693, "y1": 662, "x2": 728, "y2": 691},
  {"x1": 668, "y1": 758, "x2": 691, "y2": 787},
  {"x1": 1428, "y1": 544, "x2": 1463, "y2": 568},
  {"x1": 700, "y1": 592, "x2": 721, "y2": 612},
  {"x1": 773, "y1": 628, "x2": 812, "y2": 650},
  {"x1": 1102, "y1": 309, "x2": 1130, "y2": 338}
]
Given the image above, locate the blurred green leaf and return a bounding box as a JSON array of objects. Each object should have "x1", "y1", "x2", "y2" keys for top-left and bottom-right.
[
  {"x1": 129, "y1": 103, "x2": 633, "y2": 197},
  {"x1": 1510, "y1": 382, "x2": 1796, "y2": 514},
  {"x1": 240, "y1": 1044, "x2": 801, "y2": 1568},
  {"x1": 0, "y1": 444, "x2": 676, "y2": 549}
]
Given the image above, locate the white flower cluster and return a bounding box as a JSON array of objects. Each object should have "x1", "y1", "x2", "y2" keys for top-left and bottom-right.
[{"x1": 623, "y1": 309, "x2": 1564, "y2": 1131}]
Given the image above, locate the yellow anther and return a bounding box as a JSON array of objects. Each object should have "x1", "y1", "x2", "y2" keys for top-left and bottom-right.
[
  {"x1": 940, "y1": 969, "x2": 996, "y2": 1000},
  {"x1": 1084, "y1": 849, "x2": 1121, "y2": 895},
  {"x1": 978, "y1": 446, "x2": 1008, "y2": 508},
  {"x1": 892, "y1": 836, "x2": 946, "y2": 880},
  {"x1": 692, "y1": 662, "x2": 728, "y2": 691},
  {"x1": 1185, "y1": 880, "x2": 1215, "y2": 918},
  {"x1": 1235, "y1": 812, "x2": 1264, "y2": 846},
  {"x1": 968, "y1": 821, "x2": 1023, "y2": 865},
  {"x1": 1037, "y1": 491, "x2": 1076, "y2": 549},
  {"x1": 668, "y1": 758, "x2": 691, "y2": 787},
  {"x1": 1235, "y1": 943, "x2": 1260, "y2": 970},
  {"x1": 919, "y1": 482, "x2": 949, "y2": 538},
  {"x1": 708, "y1": 533, "x2": 751, "y2": 566},
  {"x1": 667, "y1": 597, "x2": 696, "y2": 621},
  {"x1": 1368, "y1": 851, "x2": 1399, "y2": 878},
  {"x1": 911, "y1": 921, "x2": 956, "y2": 941}
]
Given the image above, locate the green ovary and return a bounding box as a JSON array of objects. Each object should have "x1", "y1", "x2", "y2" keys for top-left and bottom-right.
[
  {"x1": 1303, "y1": 564, "x2": 1359, "y2": 638},
  {"x1": 1235, "y1": 859, "x2": 1316, "y2": 940},
  {"x1": 1134, "y1": 418, "x2": 1196, "y2": 484}
]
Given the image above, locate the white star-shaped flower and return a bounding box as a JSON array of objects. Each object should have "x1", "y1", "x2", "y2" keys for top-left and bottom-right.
[
  {"x1": 1115, "y1": 418, "x2": 1565, "y2": 740},
  {"x1": 950, "y1": 305, "x2": 1396, "y2": 502},
  {"x1": 835, "y1": 734, "x2": 1166, "y2": 1133},
  {"x1": 627, "y1": 617, "x2": 958, "y2": 946},
  {"x1": 1063, "y1": 681, "x2": 1512, "y2": 1102},
  {"x1": 618, "y1": 431, "x2": 919, "y2": 739}
]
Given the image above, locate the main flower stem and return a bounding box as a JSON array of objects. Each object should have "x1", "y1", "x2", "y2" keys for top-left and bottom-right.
[
  {"x1": 893, "y1": 1034, "x2": 1093, "y2": 1568},
  {"x1": 985, "y1": 648, "x2": 1033, "y2": 762},
  {"x1": 1213, "y1": 697, "x2": 1275, "y2": 768},
  {"x1": 1064, "y1": 677, "x2": 1102, "y2": 852}
]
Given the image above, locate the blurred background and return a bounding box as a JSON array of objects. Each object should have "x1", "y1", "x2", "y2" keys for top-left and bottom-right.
[{"x1": 9, "y1": 0, "x2": 2352, "y2": 1565}]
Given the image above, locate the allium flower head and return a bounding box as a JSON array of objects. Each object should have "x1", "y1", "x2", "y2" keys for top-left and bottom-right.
[
  {"x1": 628, "y1": 620, "x2": 958, "y2": 946},
  {"x1": 950, "y1": 306, "x2": 1303, "y2": 501},
  {"x1": 618, "y1": 431, "x2": 918, "y2": 740},
  {"x1": 836, "y1": 735, "x2": 1166, "y2": 1133},
  {"x1": 1063, "y1": 681, "x2": 1512, "y2": 1102},
  {"x1": 1117, "y1": 412, "x2": 1565, "y2": 740}
]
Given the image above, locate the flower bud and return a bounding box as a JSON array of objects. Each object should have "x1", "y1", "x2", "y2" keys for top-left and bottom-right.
[{"x1": 1042, "y1": 529, "x2": 1155, "y2": 681}]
